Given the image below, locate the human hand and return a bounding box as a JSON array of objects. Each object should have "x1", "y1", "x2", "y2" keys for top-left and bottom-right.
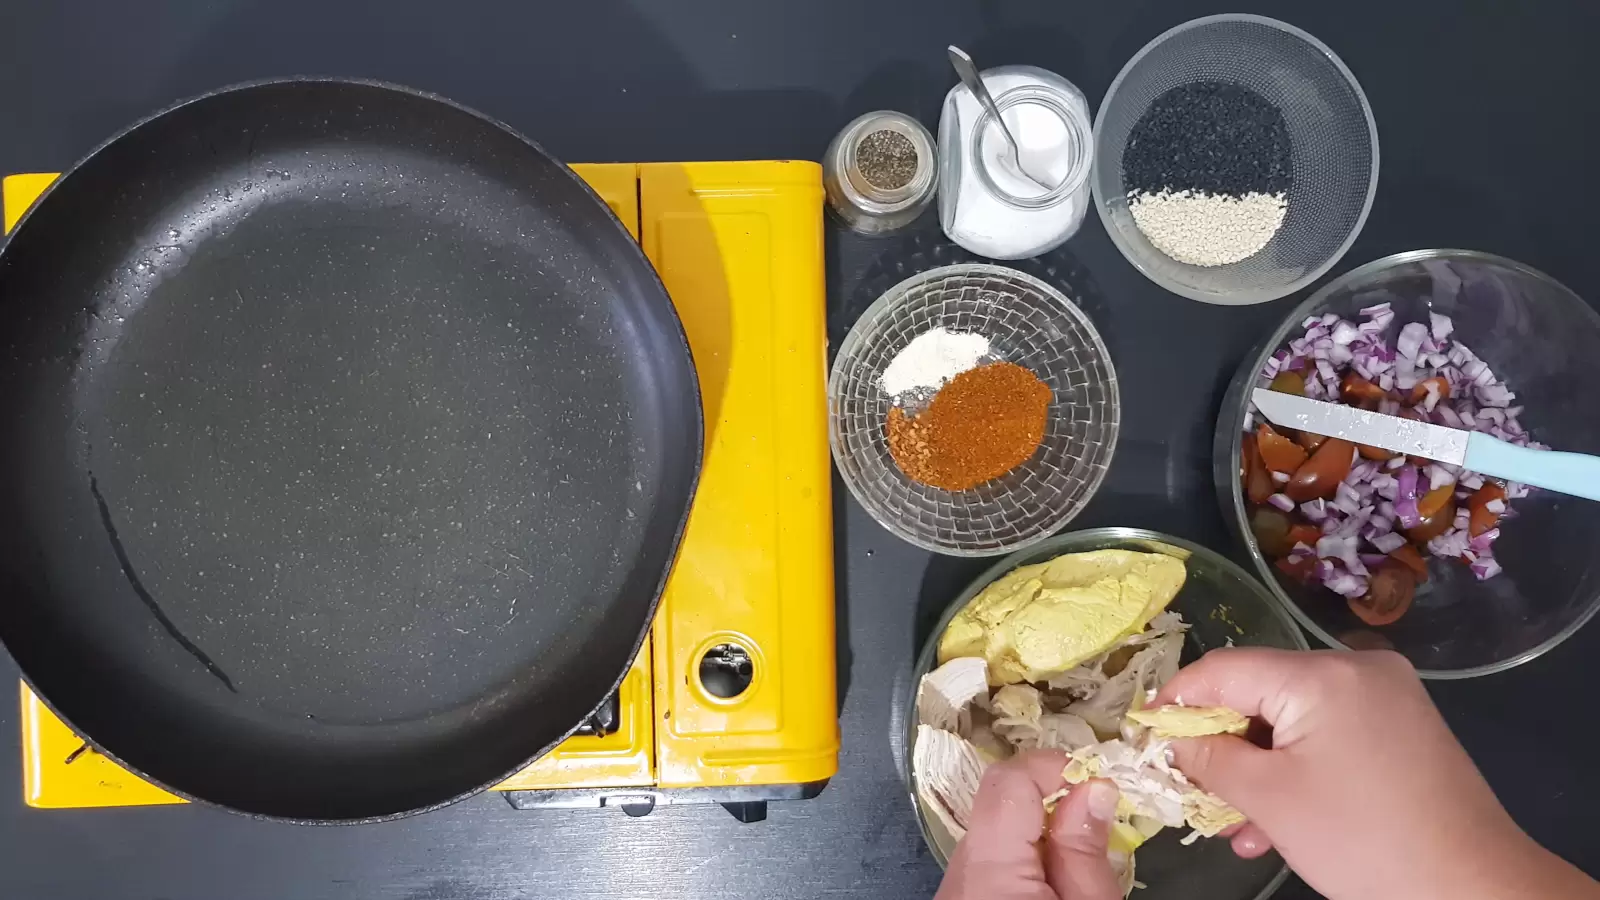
[
  {"x1": 1155, "y1": 648, "x2": 1599, "y2": 900},
  {"x1": 934, "y1": 750, "x2": 1124, "y2": 900}
]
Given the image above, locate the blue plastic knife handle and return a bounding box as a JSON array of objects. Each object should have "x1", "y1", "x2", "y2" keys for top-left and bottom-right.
[{"x1": 1464, "y1": 432, "x2": 1600, "y2": 502}]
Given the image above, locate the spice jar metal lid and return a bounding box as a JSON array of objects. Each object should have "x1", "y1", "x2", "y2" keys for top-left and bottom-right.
[{"x1": 824, "y1": 111, "x2": 937, "y2": 234}]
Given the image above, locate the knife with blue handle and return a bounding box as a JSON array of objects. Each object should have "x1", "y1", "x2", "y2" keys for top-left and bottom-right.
[{"x1": 1251, "y1": 388, "x2": 1600, "y2": 503}]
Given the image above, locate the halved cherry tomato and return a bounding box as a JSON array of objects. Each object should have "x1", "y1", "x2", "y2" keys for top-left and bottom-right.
[
  {"x1": 1252, "y1": 507, "x2": 1294, "y2": 557},
  {"x1": 1467, "y1": 482, "x2": 1507, "y2": 537},
  {"x1": 1417, "y1": 484, "x2": 1454, "y2": 520},
  {"x1": 1348, "y1": 561, "x2": 1415, "y2": 626},
  {"x1": 1269, "y1": 371, "x2": 1306, "y2": 395},
  {"x1": 1275, "y1": 554, "x2": 1318, "y2": 583},
  {"x1": 1358, "y1": 443, "x2": 1397, "y2": 461},
  {"x1": 1295, "y1": 430, "x2": 1328, "y2": 452},
  {"x1": 1388, "y1": 543, "x2": 1429, "y2": 581},
  {"x1": 1340, "y1": 372, "x2": 1387, "y2": 408},
  {"x1": 1407, "y1": 376, "x2": 1451, "y2": 407},
  {"x1": 1286, "y1": 438, "x2": 1355, "y2": 502},
  {"x1": 1405, "y1": 497, "x2": 1456, "y2": 544},
  {"x1": 1242, "y1": 433, "x2": 1274, "y2": 506},
  {"x1": 1287, "y1": 523, "x2": 1322, "y2": 549},
  {"x1": 1256, "y1": 423, "x2": 1308, "y2": 474}
]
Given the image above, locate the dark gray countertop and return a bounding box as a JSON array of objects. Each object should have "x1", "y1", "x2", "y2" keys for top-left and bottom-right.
[{"x1": 3, "y1": 1, "x2": 1598, "y2": 897}]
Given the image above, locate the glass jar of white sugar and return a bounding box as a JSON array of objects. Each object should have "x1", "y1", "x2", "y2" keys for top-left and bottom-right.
[{"x1": 937, "y1": 66, "x2": 1092, "y2": 260}]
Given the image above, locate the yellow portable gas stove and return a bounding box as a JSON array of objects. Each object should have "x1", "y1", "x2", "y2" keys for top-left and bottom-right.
[{"x1": 5, "y1": 160, "x2": 838, "y2": 821}]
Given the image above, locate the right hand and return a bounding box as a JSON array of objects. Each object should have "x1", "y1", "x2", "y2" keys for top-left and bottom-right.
[{"x1": 1154, "y1": 648, "x2": 1598, "y2": 900}]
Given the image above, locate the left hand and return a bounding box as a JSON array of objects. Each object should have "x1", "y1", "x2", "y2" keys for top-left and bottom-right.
[{"x1": 934, "y1": 750, "x2": 1123, "y2": 900}]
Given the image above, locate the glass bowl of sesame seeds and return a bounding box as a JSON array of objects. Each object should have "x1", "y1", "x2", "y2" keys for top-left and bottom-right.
[
  {"x1": 828, "y1": 264, "x2": 1119, "y2": 557},
  {"x1": 1091, "y1": 14, "x2": 1379, "y2": 305}
]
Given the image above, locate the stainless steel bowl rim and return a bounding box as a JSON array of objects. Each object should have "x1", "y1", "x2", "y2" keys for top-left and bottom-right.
[
  {"x1": 828, "y1": 263, "x2": 1121, "y2": 556},
  {"x1": 1221, "y1": 248, "x2": 1600, "y2": 678},
  {"x1": 1090, "y1": 13, "x2": 1381, "y2": 305},
  {"x1": 902, "y1": 526, "x2": 1305, "y2": 898}
]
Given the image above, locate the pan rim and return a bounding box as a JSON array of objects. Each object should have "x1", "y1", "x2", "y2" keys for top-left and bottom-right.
[{"x1": 0, "y1": 75, "x2": 705, "y2": 824}]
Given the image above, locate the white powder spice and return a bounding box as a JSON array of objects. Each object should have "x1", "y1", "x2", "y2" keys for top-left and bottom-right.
[
  {"x1": 879, "y1": 327, "x2": 990, "y2": 397},
  {"x1": 1128, "y1": 190, "x2": 1288, "y2": 267}
]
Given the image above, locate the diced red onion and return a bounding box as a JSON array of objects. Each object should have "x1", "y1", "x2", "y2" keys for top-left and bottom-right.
[
  {"x1": 1396, "y1": 322, "x2": 1429, "y2": 360},
  {"x1": 1436, "y1": 406, "x2": 1462, "y2": 428},
  {"x1": 1470, "y1": 555, "x2": 1502, "y2": 581},
  {"x1": 1358, "y1": 301, "x2": 1392, "y2": 318},
  {"x1": 1268, "y1": 493, "x2": 1295, "y2": 512},
  {"x1": 1427, "y1": 529, "x2": 1470, "y2": 558},
  {"x1": 1332, "y1": 321, "x2": 1361, "y2": 346},
  {"x1": 1336, "y1": 506, "x2": 1373, "y2": 539},
  {"x1": 1394, "y1": 360, "x2": 1418, "y2": 391},
  {"x1": 1394, "y1": 465, "x2": 1422, "y2": 528},
  {"x1": 1485, "y1": 498, "x2": 1505, "y2": 514},
  {"x1": 1378, "y1": 500, "x2": 1396, "y2": 520},
  {"x1": 1426, "y1": 464, "x2": 1456, "y2": 491},
  {"x1": 1377, "y1": 371, "x2": 1394, "y2": 392},
  {"x1": 1459, "y1": 472, "x2": 1484, "y2": 490},
  {"x1": 1300, "y1": 498, "x2": 1328, "y2": 522},
  {"x1": 1371, "y1": 532, "x2": 1407, "y2": 554},
  {"x1": 1477, "y1": 383, "x2": 1513, "y2": 408},
  {"x1": 1361, "y1": 517, "x2": 1393, "y2": 541},
  {"x1": 1429, "y1": 312, "x2": 1454, "y2": 342},
  {"x1": 1326, "y1": 573, "x2": 1369, "y2": 598},
  {"x1": 1271, "y1": 470, "x2": 1290, "y2": 485},
  {"x1": 1332, "y1": 482, "x2": 1363, "y2": 515},
  {"x1": 1469, "y1": 527, "x2": 1500, "y2": 553}
]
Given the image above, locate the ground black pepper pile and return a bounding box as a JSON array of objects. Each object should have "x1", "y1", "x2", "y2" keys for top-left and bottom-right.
[
  {"x1": 1123, "y1": 81, "x2": 1292, "y2": 197},
  {"x1": 856, "y1": 129, "x2": 918, "y2": 191}
]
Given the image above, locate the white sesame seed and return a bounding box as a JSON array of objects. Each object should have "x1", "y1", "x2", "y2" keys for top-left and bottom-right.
[{"x1": 1128, "y1": 189, "x2": 1288, "y2": 267}]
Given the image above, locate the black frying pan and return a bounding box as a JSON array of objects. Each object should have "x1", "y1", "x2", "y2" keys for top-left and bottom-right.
[{"x1": 0, "y1": 79, "x2": 701, "y2": 821}]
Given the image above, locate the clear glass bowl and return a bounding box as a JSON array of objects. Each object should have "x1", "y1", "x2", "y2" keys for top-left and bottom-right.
[
  {"x1": 1092, "y1": 14, "x2": 1379, "y2": 305},
  {"x1": 900, "y1": 528, "x2": 1308, "y2": 898},
  {"x1": 1214, "y1": 250, "x2": 1600, "y2": 677},
  {"x1": 829, "y1": 264, "x2": 1118, "y2": 556}
]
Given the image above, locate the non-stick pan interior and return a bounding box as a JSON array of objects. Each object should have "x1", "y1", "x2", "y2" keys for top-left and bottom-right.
[{"x1": 0, "y1": 80, "x2": 700, "y2": 820}]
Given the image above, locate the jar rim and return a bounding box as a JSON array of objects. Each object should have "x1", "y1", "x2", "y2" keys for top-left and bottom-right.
[
  {"x1": 971, "y1": 87, "x2": 1091, "y2": 210},
  {"x1": 833, "y1": 113, "x2": 936, "y2": 214}
]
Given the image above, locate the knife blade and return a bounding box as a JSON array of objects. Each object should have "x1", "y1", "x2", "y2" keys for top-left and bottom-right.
[{"x1": 1250, "y1": 389, "x2": 1469, "y2": 465}]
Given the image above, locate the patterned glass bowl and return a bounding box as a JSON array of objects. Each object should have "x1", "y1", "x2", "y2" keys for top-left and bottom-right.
[
  {"x1": 828, "y1": 264, "x2": 1119, "y2": 555},
  {"x1": 1092, "y1": 14, "x2": 1379, "y2": 305}
]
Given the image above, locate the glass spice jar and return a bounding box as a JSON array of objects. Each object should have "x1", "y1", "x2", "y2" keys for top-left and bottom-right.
[
  {"x1": 937, "y1": 65, "x2": 1093, "y2": 260},
  {"x1": 823, "y1": 111, "x2": 937, "y2": 234}
]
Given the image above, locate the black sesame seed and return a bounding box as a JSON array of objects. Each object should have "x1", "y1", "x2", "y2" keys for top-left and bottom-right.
[{"x1": 1122, "y1": 81, "x2": 1293, "y2": 197}]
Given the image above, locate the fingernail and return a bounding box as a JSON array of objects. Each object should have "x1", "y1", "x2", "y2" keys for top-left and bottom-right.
[{"x1": 1086, "y1": 780, "x2": 1119, "y2": 822}]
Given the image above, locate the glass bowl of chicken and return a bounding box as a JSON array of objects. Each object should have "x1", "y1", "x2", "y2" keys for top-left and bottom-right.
[{"x1": 901, "y1": 527, "x2": 1307, "y2": 900}]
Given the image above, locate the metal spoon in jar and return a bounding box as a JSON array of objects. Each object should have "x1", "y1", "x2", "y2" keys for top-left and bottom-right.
[{"x1": 947, "y1": 45, "x2": 1059, "y2": 192}]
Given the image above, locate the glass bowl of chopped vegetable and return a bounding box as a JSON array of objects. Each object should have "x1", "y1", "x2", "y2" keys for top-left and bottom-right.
[
  {"x1": 829, "y1": 264, "x2": 1118, "y2": 556},
  {"x1": 1216, "y1": 250, "x2": 1600, "y2": 677},
  {"x1": 898, "y1": 528, "x2": 1308, "y2": 898},
  {"x1": 1091, "y1": 14, "x2": 1379, "y2": 305}
]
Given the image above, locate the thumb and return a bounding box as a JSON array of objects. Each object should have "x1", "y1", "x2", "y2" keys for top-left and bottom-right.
[
  {"x1": 1170, "y1": 734, "x2": 1280, "y2": 818},
  {"x1": 1044, "y1": 779, "x2": 1124, "y2": 900}
]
